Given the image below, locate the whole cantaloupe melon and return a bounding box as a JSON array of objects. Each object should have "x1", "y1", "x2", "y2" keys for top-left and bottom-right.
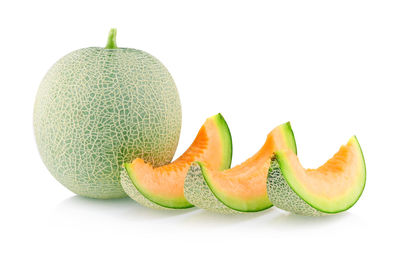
[{"x1": 33, "y1": 29, "x2": 181, "y2": 199}]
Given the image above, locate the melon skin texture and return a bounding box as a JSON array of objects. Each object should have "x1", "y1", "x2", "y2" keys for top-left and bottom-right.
[
  {"x1": 34, "y1": 35, "x2": 181, "y2": 199},
  {"x1": 267, "y1": 136, "x2": 366, "y2": 216},
  {"x1": 122, "y1": 113, "x2": 233, "y2": 209},
  {"x1": 120, "y1": 169, "x2": 166, "y2": 210},
  {"x1": 267, "y1": 159, "x2": 325, "y2": 216},
  {"x1": 184, "y1": 162, "x2": 241, "y2": 214},
  {"x1": 184, "y1": 122, "x2": 297, "y2": 214}
]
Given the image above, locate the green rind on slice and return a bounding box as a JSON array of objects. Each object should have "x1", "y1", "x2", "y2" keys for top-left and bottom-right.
[
  {"x1": 211, "y1": 113, "x2": 233, "y2": 170},
  {"x1": 202, "y1": 161, "x2": 273, "y2": 212},
  {"x1": 120, "y1": 167, "x2": 168, "y2": 210},
  {"x1": 267, "y1": 158, "x2": 324, "y2": 216},
  {"x1": 281, "y1": 122, "x2": 297, "y2": 155},
  {"x1": 267, "y1": 136, "x2": 366, "y2": 215},
  {"x1": 184, "y1": 162, "x2": 240, "y2": 214},
  {"x1": 184, "y1": 122, "x2": 298, "y2": 213},
  {"x1": 124, "y1": 163, "x2": 194, "y2": 209},
  {"x1": 122, "y1": 113, "x2": 233, "y2": 209}
]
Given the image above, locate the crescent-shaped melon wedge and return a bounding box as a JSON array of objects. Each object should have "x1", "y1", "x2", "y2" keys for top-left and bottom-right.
[
  {"x1": 184, "y1": 122, "x2": 297, "y2": 213},
  {"x1": 267, "y1": 136, "x2": 366, "y2": 216},
  {"x1": 121, "y1": 114, "x2": 232, "y2": 209}
]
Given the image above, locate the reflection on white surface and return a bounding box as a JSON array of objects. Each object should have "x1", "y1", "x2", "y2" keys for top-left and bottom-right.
[{"x1": 51, "y1": 195, "x2": 356, "y2": 229}]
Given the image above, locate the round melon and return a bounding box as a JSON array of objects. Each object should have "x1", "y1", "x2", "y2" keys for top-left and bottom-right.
[{"x1": 33, "y1": 29, "x2": 181, "y2": 199}]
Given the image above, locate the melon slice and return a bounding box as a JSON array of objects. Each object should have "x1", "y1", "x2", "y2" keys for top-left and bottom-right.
[
  {"x1": 184, "y1": 122, "x2": 297, "y2": 213},
  {"x1": 267, "y1": 136, "x2": 366, "y2": 216},
  {"x1": 122, "y1": 113, "x2": 232, "y2": 209}
]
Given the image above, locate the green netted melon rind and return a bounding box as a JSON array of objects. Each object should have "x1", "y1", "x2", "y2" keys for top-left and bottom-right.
[
  {"x1": 34, "y1": 47, "x2": 181, "y2": 199},
  {"x1": 267, "y1": 158, "x2": 324, "y2": 216},
  {"x1": 120, "y1": 167, "x2": 167, "y2": 210},
  {"x1": 184, "y1": 163, "x2": 240, "y2": 214}
]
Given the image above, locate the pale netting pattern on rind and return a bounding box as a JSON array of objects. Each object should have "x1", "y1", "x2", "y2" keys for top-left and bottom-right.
[
  {"x1": 184, "y1": 163, "x2": 240, "y2": 214},
  {"x1": 120, "y1": 167, "x2": 167, "y2": 209},
  {"x1": 267, "y1": 159, "x2": 324, "y2": 216},
  {"x1": 33, "y1": 47, "x2": 181, "y2": 199}
]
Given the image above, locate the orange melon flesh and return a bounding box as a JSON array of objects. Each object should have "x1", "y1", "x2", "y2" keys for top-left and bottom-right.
[
  {"x1": 272, "y1": 136, "x2": 366, "y2": 213},
  {"x1": 199, "y1": 122, "x2": 297, "y2": 212},
  {"x1": 124, "y1": 114, "x2": 232, "y2": 208}
]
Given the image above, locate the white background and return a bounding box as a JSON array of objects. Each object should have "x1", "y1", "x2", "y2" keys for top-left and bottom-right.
[{"x1": 1, "y1": 0, "x2": 399, "y2": 265}]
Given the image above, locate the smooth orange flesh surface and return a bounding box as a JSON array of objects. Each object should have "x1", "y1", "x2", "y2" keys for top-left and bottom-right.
[
  {"x1": 208, "y1": 126, "x2": 289, "y2": 201},
  {"x1": 129, "y1": 118, "x2": 223, "y2": 199},
  {"x1": 285, "y1": 139, "x2": 363, "y2": 199}
]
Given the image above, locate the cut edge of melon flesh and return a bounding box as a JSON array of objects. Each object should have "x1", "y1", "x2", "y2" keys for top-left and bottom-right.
[
  {"x1": 123, "y1": 113, "x2": 232, "y2": 209},
  {"x1": 185, "y1": 122, "x2": 297, "y2": 213},
  {"x1": 268, "y1": 136, "x2": 366, "y2": 215}
]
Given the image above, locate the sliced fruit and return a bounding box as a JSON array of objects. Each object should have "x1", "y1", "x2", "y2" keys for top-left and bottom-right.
[
  {"x1": 184, "y1": 122, "x2": 297, "y2": 213},
  {"x1": 267, "y1": 136, "x2": 366, "y2": 216},
  {"x1": 122, "y1": 113, "x2": 232, "y2": 209}
]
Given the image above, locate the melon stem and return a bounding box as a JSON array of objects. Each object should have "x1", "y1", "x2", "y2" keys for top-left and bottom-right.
[{"x1": 105, "y1": 28, "x2": 118, "y2": 49}]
